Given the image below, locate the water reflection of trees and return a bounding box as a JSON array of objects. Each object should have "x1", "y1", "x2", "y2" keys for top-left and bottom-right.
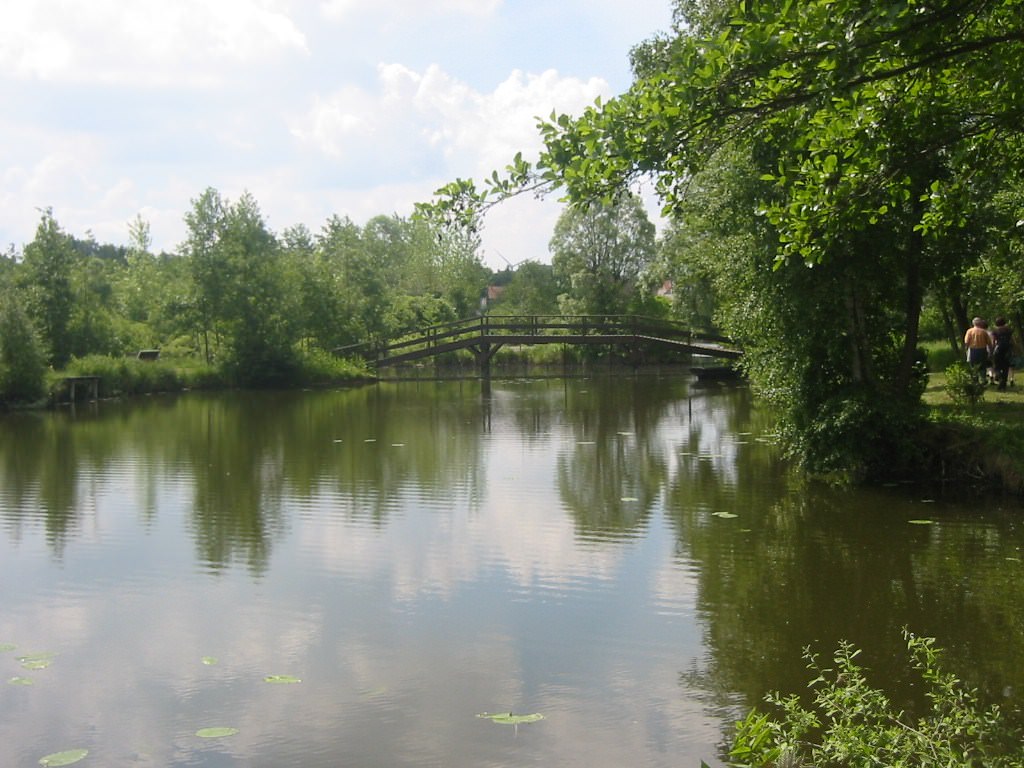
[
  {"x1": 0, "y1": 410, "x2": 124, "y2": 554},
  {"x1": 554, "y1": 376, "x2": 691, "y2": 539},
  {"x1": 670, "y1": 481, "x2": 1024, "y2": 753},
  {"x1": 0, "y1": 383, "x2": 492, "y2": 571}
]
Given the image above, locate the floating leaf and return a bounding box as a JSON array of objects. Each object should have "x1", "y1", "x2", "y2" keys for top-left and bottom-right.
[
  {"x1": 196, "y1": 727, "x2": 238, "y2": 738},
  {"x1": 264, "y1": 675, "x2": 301, "y2": 684},
  {"x1": 201, "y1": 657, "x2": 218, "y2": 666},
  {"x1": 38, "y1": 749, "x2": 88, "y2": 766},
  {"x1": 620, "y1": 497, "x2": 639, "y2": 502},
  {"x1": 712, "y1": 512, "x2": 739, "y2": 519},
  {"x1": 477, "y1": 712, "x2": 544, "y2": 725},
  {"x1": 9, "y1": 676, "x2": 33, "y2": 685},
  {"x1": 908, "y1": 519, "x2": 935, "y2": 525},
  {"x1": 18, "y1": 653, "x2": 55, "y2": 670},
  {"x1": 0, "y1": 643, "x2": 15, "y2": 652}
]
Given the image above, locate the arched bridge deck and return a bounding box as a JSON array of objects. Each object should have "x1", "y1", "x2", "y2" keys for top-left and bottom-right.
[{"x1": 337, "y1": 315, "x2": 741, "y2": 370}]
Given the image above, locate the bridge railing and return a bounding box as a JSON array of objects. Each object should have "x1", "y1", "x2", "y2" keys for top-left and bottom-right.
[{"x1": 335, "y1": 314, "x2": 734, "y2": 363}]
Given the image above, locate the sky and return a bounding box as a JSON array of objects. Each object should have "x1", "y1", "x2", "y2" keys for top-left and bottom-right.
[{"x1": 0, "y1": 0, "x2": 673, "y2": 270}]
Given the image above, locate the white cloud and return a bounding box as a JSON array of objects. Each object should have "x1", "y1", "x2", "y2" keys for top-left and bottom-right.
[
  {"x1": 0, "y1": 0, "x2": 307, "y2": 85},
  {"x1": 292, "y1": 62, "x2": 606, "y2": 180},
  {"x1": 320, "y1": 0, "x2": 502, "y2": 22}
]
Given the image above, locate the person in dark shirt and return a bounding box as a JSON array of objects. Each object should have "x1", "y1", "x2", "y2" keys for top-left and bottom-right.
[{"x1": 990, "y1": 317, "x2": 1014, "y2": 390}]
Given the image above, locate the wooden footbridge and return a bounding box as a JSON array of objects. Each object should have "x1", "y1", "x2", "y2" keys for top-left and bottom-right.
[{"x1": 336, "y1": 314, "x2": 741, "y2": 372}]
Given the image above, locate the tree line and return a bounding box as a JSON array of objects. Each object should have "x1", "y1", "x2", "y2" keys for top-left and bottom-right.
[{"x1": 0, "y1": 187, "x2": 675, "y2": 404}]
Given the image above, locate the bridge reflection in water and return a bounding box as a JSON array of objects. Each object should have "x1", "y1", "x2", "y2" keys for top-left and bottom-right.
[{"x1": 336, "y1": 314, "x2": 742, "y2": 374}]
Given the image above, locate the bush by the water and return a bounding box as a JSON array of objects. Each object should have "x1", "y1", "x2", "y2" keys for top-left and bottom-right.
[{"x1": 727, "y1": 631, "x2": 1024, "y2": 768}]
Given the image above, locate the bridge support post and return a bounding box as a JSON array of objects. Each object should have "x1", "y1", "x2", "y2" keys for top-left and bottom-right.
[
  {"x1": 471, "y1": 342, "x2": 504, "y2": 378},
  {"x1": 477, "y1": 343, "x2": 491, "y2": 378}
]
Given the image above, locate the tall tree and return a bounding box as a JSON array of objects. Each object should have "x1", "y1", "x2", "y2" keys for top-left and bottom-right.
[
  {"x1": 21, "y1": 209, "x2": 75, "y2": 367},
  {"x1": 549, "y1": 192, "x2": 655, "y2": 316},
  {"x1": 218, "y1": 192, "x2": 298, "y2": 383},
  {"x1": 0, "y1": 289, "x2": 47, "y2": 403},
  {"x1": 182, "y1": 188, "x2": 229, "y2": 363}
]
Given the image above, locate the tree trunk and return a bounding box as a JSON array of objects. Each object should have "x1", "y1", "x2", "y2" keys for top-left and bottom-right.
[
  {"x1": 844, "y1": 285, "x2": 872, "y2": 383},
  {"x1": 896, "y1": 247, "x2": 923, "y2": 393}
]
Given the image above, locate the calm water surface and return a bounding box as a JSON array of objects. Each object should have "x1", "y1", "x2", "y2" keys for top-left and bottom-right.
[{"x1": 2, "y1": 376, "x2": 1024, "y2": 767}]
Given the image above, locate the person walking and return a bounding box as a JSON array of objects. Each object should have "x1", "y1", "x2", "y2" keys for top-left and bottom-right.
[
  {"x1": 990, "y1": 316, "x2": 1014, "y2": 390},
  {"x1": 964, "y1": 317, "x2": 993, "y2": 385}
]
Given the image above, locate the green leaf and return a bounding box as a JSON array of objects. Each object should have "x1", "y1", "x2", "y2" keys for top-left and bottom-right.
[
  {"x1": 908, "y1": 519, "x2": 934, "y2": 525},
  {"x1": 38, "y1": 749, "x2": 88, "y2": 766},
  {"x1": 196, "y1": 727, "x2": 239, "y2": 738},
  {"x1": 9, "y1": 676, "x2": 33, "y2": 685},
  {"x1": 713, "y1": 512, "x2": 739, "y2": 519},
  {"x1": 18, "y1": 653, "x2": 55, "y2": 670},
  {"x1": 264, "y1": 675, "x2": 302, "y2": 684},
  {"x1": 201, "y1": 656, "x2": 218, "y2": 666},
  {"x1": 477, "y1": 712, "x2": 544, "y2": 724},
  {"x1": 0, "y1": 643, "x2": 15, "y2": 652}
]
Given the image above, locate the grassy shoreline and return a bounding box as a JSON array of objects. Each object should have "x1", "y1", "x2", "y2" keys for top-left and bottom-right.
[{"x1": 921, "y1": 368, "x2": 1024, "y2": 495}]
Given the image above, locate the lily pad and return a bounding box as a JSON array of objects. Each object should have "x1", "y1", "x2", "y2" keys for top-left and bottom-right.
[
  {"x1": 477, "y1": 712, "x2": 544, "y2": 725},
  {"x1": 38, "y1": 749, "x2": 88, "y2": 766},
  {"x1": 9, "y1": 676, "x2": 33, "y2": 685},
  {"x1": 196, "y1": 727, "x2": 239, "y2": 738},
  {"x1": 620, "y1": 497, "x2": 639, "y2": 502},
  {"x1": 908, "y1": 519, "x2": 935, "y2": 525},
  {"x1": 712, "y1": 512, "x2": 739, "y2": 519},
  {"x1": 264, "y1": 675, "x2": 301, "y2": 684},
  {"x1": 201, "y1": 656, "x2": 218, "y2": 666},
  {"x1": 18, "y1": 653, "x2": 55, "y2": 670},
  {"x1": 0, "y1": 643, "x2": 15, "y2": 652}
]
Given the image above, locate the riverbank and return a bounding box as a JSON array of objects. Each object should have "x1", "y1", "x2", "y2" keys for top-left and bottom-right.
[
  {"x1": 921, "y1": 371, "x2": 1024, "y2": 495},
  {"x1": 36, "y1": 352, "x2": 373, "y2": 406}
]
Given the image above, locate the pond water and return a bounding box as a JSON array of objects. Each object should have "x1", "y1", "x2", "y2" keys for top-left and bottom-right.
[{"x1": 2, "y1": 376, "x2": 1023, "y2": 767}]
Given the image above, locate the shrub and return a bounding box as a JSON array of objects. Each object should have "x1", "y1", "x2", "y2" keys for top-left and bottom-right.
[
  {"x1": 728, "y1": 631, "x2": 1024, "y2": 768},
  {"x1": 63, "y1": 354, "x2": 185, "y2": 397},
  {"x1": 945, "y1": 361, "x2": 986, "y2": 407},
  {"x1": 295, "y1": 347, "x2": 370, "y2": 385}
]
